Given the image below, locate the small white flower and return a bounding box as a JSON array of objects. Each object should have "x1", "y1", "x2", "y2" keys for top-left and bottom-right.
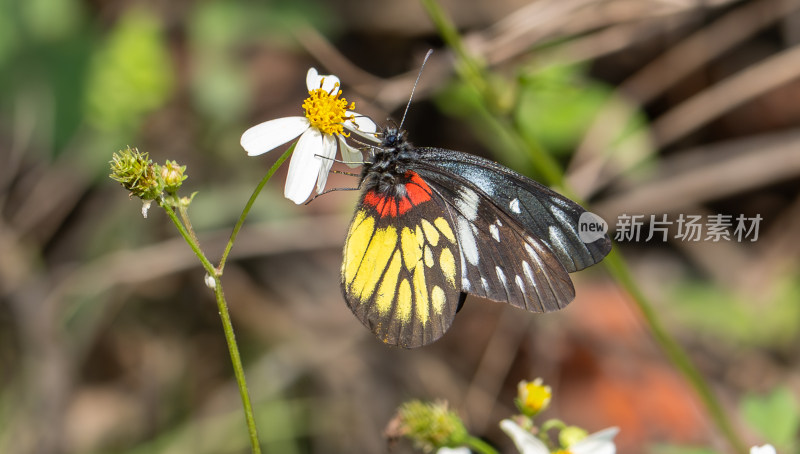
[
  {"x1": 241, "y1": 68, "x2": 377, "y2": 204},
  {"x1": 751, "y1": 445, "x2": 777, "y2": 454},
  {"x1": 436, "y1": 447, "x2": 471, "y2": 454},
  {"x1": 500, "y1": 419, "x2": 549, "y2": 454},
  {"x1": 568, "y1": 427, "x2": 619, "y2": 454},
  {"x1": 500, "y1": 420, "x2": 619, "y2": 454}
]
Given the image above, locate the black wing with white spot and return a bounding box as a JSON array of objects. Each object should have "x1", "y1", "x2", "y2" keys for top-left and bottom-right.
[
  {"x1": 414, "y1": 163, "x2": 576, "y2": 312},
  {"x1": 417, "y1": 148, "x2": 611, "y2": 273}
]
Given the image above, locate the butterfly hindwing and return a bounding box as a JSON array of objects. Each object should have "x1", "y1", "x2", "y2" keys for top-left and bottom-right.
[
  {"x1": 418, "y1": 148, "x2": 611, "y2": 272},
  {"x1": 341, "y1": 174, "x2": 463, "y2": 348}
]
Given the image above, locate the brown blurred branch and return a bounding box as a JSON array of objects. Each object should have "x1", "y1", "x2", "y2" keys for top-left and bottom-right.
[
  {"x1": 594, "y1": 128, "x2": 800, "y2": 217},
  {"x1": 624, "y1": 0, "x2": 800, "y2": 105},
  {"x1": 567, "y1": 0, "x2": 800, "y2": 197},
  {"x1": 653, "y1": 41, "x2": 800, "y2": 147},
  {"x1": 294, "y1": 0, "x2": 748, "y2": 115},
  {"x1": 46, "y1": 214, "x2": 352, "y2": 313}
]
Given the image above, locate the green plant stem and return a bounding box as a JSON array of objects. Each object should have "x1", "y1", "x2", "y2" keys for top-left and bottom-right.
[
  {"x1": 421, "y1": 1, "x2": 748, "y2": 453},
  {"x1": 465, "y1": 436, "x2": 500, "y2": 454},
  {"x1": 160, "y1": 199, "x2": 262, "y2": 454},
  {"x1": 421, "y1": 0, "x2": 564, "y2": 188},
  {"x1": 177, "y1": 202, "x2": 201, "y2": 249},
  {"x1": 419, "y1": 0, "x2": 489, "y2": 101},
  {"x1": 603, "y1": 249, "x2": 747, "y2": 454},
  {"x1": 540, "y1": 418, "x2": 567, "y2": 434},
  {"x1": 217, "y1": 144, "x2": 295, "y2": 274},
  {"x1": 160, "y1": 200, "x2": 216, "y2": 272},
  {"x1": 473, "y1": 102, "x2": 564, "y2": 188},
  {"x1": 213, "y1": 277, "x2": 262, "y2": 454}
]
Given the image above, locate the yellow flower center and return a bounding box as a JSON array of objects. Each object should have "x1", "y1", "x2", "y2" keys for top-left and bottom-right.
[
  {"x1": 302, "y1": 79, "x2": 356, "y2": 136},
  {"x1": 523, "y1": 382, "x2": 552, "y2": 412},
  {"x1": 553, "y1": 450, "x2": 573, "y2": 454}
]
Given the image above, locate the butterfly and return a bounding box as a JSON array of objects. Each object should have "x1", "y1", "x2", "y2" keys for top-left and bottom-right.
[{"x1": 341, "y1": 126, "x2": 612, "y2": 348}]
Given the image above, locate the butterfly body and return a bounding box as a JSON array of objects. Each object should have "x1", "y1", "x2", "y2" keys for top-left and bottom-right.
[{"x1": 342, "y1": 127, "x2": 611, "y2": 348}]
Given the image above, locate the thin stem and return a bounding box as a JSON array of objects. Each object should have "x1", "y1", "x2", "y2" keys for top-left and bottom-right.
[
  {"x1": 160, "y1": 197, "x2": 263, "y2": 454},
  {"x1": 160, "y1": 200, "x2": 215, "y2": 272},
  {"x1": 421, "y1": 2, "x2": 748, "y2": 453},
  {"x1": 420, "y1": 0, "x2": 489, "y2": 101},
  {"x1": 603, "y1": 250, "x2": 747, "y2": 454},
  {"x1": 465, "y1": 436, "x2": 500, "y2": 454},
  {"x1": 472, "y1": 103, "x2": 564, "y2": 188},
  {"x1": 213, "y1": 277, "x2": 262, "y2": 454},
  {"x1": 420, "y1": 0, "x2": 564, "y2": 188},
  {"x1": 177, "y1": 200, "x2": 201, "y2": 248},
  {"x1": 539, "y1": 418, "x2": 567, "y2": 434},
  {"x1": 217, "y1": 144, "x2": 295, "y2": 274}
]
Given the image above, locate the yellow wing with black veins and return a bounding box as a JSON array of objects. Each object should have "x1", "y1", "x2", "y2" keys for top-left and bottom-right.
[{"x1": 341, "y1": 202, "x2": 462, "y2": 348}]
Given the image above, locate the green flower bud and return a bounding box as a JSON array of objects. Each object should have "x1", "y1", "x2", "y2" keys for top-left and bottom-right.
[
  {"x1": 109, "y1": 147, "x2": 163, "y2": 200},
  {"x1": 559, "y1": 425, "x2": 588, "y2": 449},
  {"x1": 515, "y1": 378, "x2": 552, "y2": 417},
  {"x1": 389, "y1": 400, "x2": 468, "y2": 452},
  {"x1": 161, "y1": 160, "x2": 187, "y2": 193}
]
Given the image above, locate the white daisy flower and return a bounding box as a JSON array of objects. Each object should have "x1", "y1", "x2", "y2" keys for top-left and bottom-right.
[
  {"x1": 751, "y1": 445, "x2": 777, "y2": 454},
  {"x1": 500, "y1": 419, "x2": 619, "y2": 454},
  {"x1": 241, "y1": 67, "x2": 378, "y2": 204}
]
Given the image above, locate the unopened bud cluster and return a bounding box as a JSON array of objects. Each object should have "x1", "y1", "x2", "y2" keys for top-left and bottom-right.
[
  {"x1": 390, "y1": 400, "x2": 468, "y2": 452},
  {"x1": 109, "y1": 147, "x2": 186, "y2": 199}
]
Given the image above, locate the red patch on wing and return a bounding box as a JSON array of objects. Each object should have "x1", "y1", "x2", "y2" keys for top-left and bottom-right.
[{"x1": 363, "y1": 171, "x2": 432, "y2": 218}]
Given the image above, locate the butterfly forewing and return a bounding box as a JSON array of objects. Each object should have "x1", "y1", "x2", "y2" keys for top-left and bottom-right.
[
  {"x1": 419, "y1": 148, "x2": 611, "y2": 272},
  {"x1": 416, "y1": 164, "x2": 575, "y2": 312},
  {"x1": 341, "y1": 174, "x2": 463, "y2": 348}
]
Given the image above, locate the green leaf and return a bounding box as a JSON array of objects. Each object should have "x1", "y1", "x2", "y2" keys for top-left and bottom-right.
[
  {"x1": 741, "y1": 387, "x2": 800, "y2": 447},
  {"x1": 21, "y1": 0, "x2": 83, "y2": 42},
  {"x1": 514, "y1": 64, "x2": 611, "y2": 155},
  {"x1": 670, "y1": 278, "x2": 800, "y2": 348},
  {"x1": 0, "y1": 0, "x2": 21, "y2": 65},
  {"x1": 84, "y1": 8, "x2": 174, "y2": 133}
]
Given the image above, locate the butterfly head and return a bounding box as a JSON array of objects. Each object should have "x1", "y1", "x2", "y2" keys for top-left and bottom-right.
[{"x1": 380, "y1": 125, "x2": 412, "y2": 153}]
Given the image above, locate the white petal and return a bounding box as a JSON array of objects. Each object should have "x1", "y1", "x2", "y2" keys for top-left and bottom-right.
[
  {"x1": 346, "y1": 114, "x2": 378, "y2": 133},
  {"x1": 241, "y1": 117, "x2": 308, "y2": 156},
  {"x1": 141, "y1": 200, "x2": 152, "y2": 218},
  {"x1": 203, "y1": 273, "x2": 216, "y2": 289},
  {"x1": 572, "y1": 427, "x2": 619, "y2": 454},
  {"x1": 499, "y1": 420, "x2": 550, "y2": 454},
  {"x1": 284, "y1": 128, "x2": 324, "y2": 204},
  {"x1": 338, "y1": 135, "x2": 363, "y2": 168},
  {"x1": 306, "y1": 68, "x2": 319, "y2": 90},
  {"x1": 751, "y1": 445, "x2": 777, "y2": 454},
  {"x1": 345, "y1": 114, "x2": 381, "y2": 142},
  {"x1": 436, "y1": 448, "x2": 471, "y2": 454},
  {"x1": 306, "y1": 67, "x2": 340, "y2": 93},
  {"x1": 315, "y1": 134, "x2": 337, "y2": 194}
]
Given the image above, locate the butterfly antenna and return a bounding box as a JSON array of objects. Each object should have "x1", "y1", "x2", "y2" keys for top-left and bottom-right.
[{"x1": 398, "y1": 49, "x2": 434, "y2": 130}]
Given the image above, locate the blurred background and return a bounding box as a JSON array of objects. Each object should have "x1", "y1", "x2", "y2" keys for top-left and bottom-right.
[{"x1": 1, "y1": 0, "x2": 799, "y2": 453}]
